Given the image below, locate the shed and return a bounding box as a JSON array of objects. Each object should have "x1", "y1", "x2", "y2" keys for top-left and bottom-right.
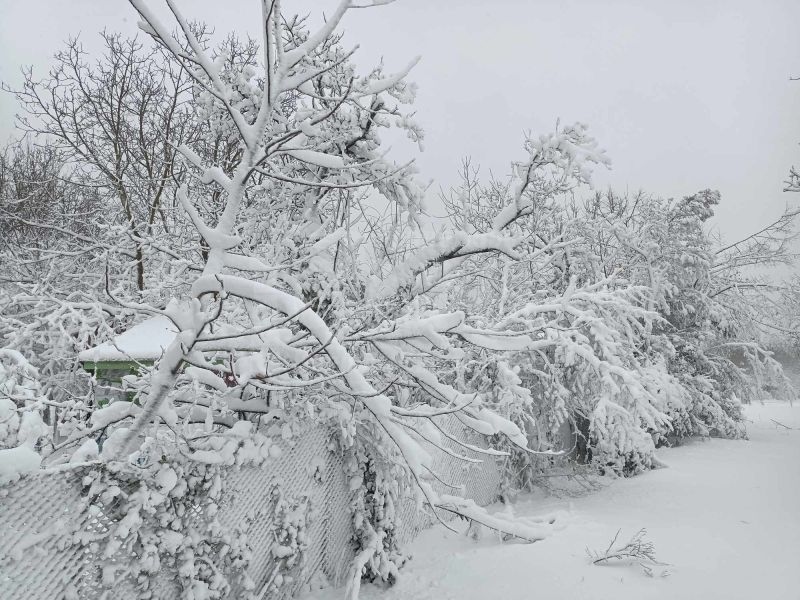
[{"x1": 78, "y1": 315, "x2": 178, "y2": 404}]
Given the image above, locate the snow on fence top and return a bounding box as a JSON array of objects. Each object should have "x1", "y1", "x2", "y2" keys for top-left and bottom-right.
[{"x1": 77, "y1": 315, "x2": 178, "y2": 363}]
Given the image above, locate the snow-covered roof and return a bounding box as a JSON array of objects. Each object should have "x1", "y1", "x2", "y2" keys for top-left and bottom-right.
[{"x1": 78, "y1": 315, "x2": 178, "y2": 363}]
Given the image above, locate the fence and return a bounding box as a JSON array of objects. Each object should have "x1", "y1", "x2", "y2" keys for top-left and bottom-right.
[{"x1": 0, "y1": 416, "x2": 505, "y2": 600}]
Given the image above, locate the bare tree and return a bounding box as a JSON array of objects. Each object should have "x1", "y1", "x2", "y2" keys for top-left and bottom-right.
[{"x1": 8, "y1": 32, "x2": 197, "y2": 293}]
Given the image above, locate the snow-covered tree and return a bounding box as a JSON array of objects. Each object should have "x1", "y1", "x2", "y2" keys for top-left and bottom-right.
[
  {"x1": 576, "y1": 188, "x2": 796, "y2": 437},
  {"x1": 434, "y1": 154, "x2": 687, "y2": 479},
  {"x1": 10, "y1": 1, "x2": 578, "y2": 594},
  {"x1": 2, "y1": 2, "x2": 797, "y2": 597}
]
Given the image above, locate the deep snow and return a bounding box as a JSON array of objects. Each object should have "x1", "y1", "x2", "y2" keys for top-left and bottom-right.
[{"x1": 311, "y1": 401, "x2": 800, "y2": 600}]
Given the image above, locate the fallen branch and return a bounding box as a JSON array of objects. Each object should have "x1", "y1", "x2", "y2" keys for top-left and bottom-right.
[
  {"x1": 587, "y1": 528, "x2": 669, "y2": 576},
  {"x1": 436, "y1": 495, "x2": 558, "y2": 543}
]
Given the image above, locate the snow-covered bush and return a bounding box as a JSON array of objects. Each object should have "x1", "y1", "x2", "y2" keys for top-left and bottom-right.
[{"x1": 0, "y1": 349, "x2": 51, "y2": 484}]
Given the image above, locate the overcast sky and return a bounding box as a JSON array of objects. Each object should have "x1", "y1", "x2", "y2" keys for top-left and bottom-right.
[{"x1": 1, "y1": 0, "x2": 799, "y2": 244}]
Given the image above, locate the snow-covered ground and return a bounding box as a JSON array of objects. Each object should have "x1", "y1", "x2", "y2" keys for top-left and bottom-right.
[{"x1": 313, "y1": 401, "x2": 800, "y2": 600}]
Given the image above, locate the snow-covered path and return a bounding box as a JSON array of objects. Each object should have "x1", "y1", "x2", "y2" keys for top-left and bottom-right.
[{"x1": 315, "y1": 402, "x2": 800, "y2": 600}]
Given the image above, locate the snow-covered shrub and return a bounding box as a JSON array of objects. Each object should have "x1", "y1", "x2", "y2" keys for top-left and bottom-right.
[
  {"x1": 588, "y1": 397, "x2": 656, "y2": 476},
  {"x1": 0, "y1": 349, "x2": 51, "y2": 484}
]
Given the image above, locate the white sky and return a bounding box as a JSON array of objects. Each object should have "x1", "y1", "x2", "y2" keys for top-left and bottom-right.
[{"x1": 1, "y1": 0, "x2": 799, "y2": 244}]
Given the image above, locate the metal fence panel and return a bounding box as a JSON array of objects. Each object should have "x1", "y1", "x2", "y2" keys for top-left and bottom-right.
[{"x1": 0, "y1": 417, "x2": 504, "y2": 600}]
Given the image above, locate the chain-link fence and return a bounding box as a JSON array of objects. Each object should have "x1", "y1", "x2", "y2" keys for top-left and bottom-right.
[{"x1": 0, "y1": 416, "x2": 505, "y2": 600}]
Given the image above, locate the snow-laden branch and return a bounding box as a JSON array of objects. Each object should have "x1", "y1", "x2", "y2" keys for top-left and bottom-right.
[{"x1": 368, "y1": 124, "x2": 608, "y2": 304}]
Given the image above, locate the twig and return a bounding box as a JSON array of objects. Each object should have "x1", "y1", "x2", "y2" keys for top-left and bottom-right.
[{"x1": 587, "y1": 528, "x2": 668, "y2": 573}]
